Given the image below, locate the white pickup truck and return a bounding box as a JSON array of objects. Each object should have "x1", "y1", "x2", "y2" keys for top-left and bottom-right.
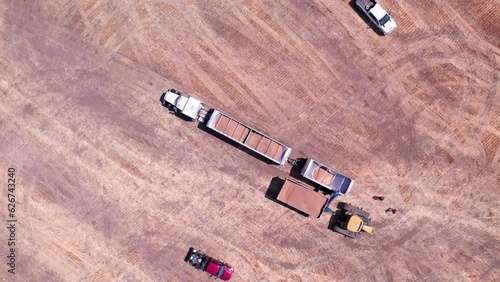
[{"x1": 356, "y1": 0, "x2": 397, "y2": 35}]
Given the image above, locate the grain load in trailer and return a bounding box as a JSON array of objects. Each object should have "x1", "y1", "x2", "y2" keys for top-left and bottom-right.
[
  {"x1": 300, "y1": 159, "x2": 354, "y2": 196},
  {"x1": 276, "y1": 178, "x2": 328, "y2": 218},
  {"x1": 206, "y1": 109, "x2": 292, "y2": 165}
]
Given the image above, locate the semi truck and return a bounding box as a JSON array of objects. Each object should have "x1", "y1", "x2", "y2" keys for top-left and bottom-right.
[
  {"x1": 300, "y1": 158, "x2": 354, "y2": 196},
  {"x1": 355, "y1": 0, "x2": 397, "y2": 35},
  {"x1": 184, "y1": 247, "x2": 233, "y2": 280},
  {"x1": 161, "y1": 88, "x2": 207, "y2": 121},
  {"x1": 276, "y1": 178, "x2": 330, "y2": 218},
  {"x1": 161, "y1": 89, "x2": 292, "y2": 165}
]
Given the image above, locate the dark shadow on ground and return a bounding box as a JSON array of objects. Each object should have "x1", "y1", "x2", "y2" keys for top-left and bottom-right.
[
  {"x1": 265, "y1": 177, "x2": 309, "y2": 217},
  {"x1": 349, "y1": 0, "x2": 383, "y2": 36},
  {"x1": 197, "y1": 110, "x2": 277, "y2": 165},
  {"x1": 327, "y1": 210, "x2": 343, "y2": 231}
]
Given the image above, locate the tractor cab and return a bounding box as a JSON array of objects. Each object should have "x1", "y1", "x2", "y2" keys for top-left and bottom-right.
[{"x1": 346, "y1": 215, "x2": 374, "y2": 234}]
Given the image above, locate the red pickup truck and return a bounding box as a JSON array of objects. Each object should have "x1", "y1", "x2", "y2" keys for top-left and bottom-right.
[{"x1": 184, "y1": 247, "x2": 234, "y2": 280}]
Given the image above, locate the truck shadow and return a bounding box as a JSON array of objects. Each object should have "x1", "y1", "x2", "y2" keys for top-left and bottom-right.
[
  {"x1": 265, "y1": 177, "x2": 309, "y2": 217},
  {"x1": 197, "y1": 111, "x2": 277, "y2": 165},
  {"x1": 349, "y1": 0, "x2": 384, "y2": 36},
  {"x1": 288, "y1": 158, "x2": 334, "y2": 196}
]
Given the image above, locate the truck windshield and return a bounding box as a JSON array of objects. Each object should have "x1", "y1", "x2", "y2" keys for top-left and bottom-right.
[
  {"x1": 380, "y1": 14, "x2": 390, "y2": 25},
  {"x1": 216, "y1": 265, "x2": 226, "y2": 278}
]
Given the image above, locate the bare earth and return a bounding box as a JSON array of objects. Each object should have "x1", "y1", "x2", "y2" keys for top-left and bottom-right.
[{"x1": 0, "y1": 0, "x2": 499, "y2": 281}]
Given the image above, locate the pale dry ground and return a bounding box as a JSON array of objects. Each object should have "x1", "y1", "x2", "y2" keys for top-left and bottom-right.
[{"x1": 0, "y1": 0, "x2": 499, "y2": 281}]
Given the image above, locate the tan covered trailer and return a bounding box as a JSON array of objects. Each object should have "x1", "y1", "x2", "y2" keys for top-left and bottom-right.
[{"x1": 276, "y1": 178, "x2": 328, "y2": 218}]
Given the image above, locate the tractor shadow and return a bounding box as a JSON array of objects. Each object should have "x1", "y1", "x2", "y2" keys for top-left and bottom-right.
[{"x1": 327, "y1": 210, "x2": 343, "y2": 231}]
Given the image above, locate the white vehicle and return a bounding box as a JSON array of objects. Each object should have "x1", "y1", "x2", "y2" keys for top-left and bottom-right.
[
  {"x1": 161, "y1": 89, "x2": 207, "y2": 121},
  {"x1": 356, "y1": 0, "x2": 397, "y2": 35}
]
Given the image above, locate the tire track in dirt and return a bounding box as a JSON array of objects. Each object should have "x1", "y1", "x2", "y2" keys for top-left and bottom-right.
[
  {"x1": 142, "y1": 4, "x2": 233, "y2": 101},
  {"x1": 446, "y1": 0, "x2": 500, "y2": 47},
  {"x1": 239, "y1": 0, "x2": 365, "y2": 91},
  {"x1": 241, "y1": 0, "x2": 338, "y2": 84},
  {"x1": 0, "y1": 17, "x2": 161, "y2": 194},
  {"x1": 0, "y1": 94, "x2": 148, "y2": 188},
  {"x1": 0, "y1": 93, "x2": 201, "y2": 280},
  {"x1": 200, "y1": 3, "x2": 330, "y2": 113},
  {"x1": 481, "y1": 113, "x2": 500, "y2": 163},
  {"x1": 386, "y1": 17, "x2": 497, "y2": 171},
  {"x1": 73, "y1": 0, "x2": 104, "y2": 46},
  {"x1": 197, "y1": 12, "x2": 300, "y2": 116},
  {"x1": 5, "y1": 5, "x2": 171, "y2": 136},
  {"x1": 39, "y1": 0, "x2": 87, "y2": 35},
  {"x1": 241, "y1": 0, "x2": 316, "y2": 68},
  {"x1": 311, "y1": 1, "x2": 498, "y2": 212},
  {"x1": 0, "y1": 120, "x2": 149, "y2": 280}
]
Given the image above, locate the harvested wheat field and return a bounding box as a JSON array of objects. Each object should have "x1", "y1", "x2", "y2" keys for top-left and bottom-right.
[{"x1": 0, "y1": 0, "x2": 499, "y2": 281}]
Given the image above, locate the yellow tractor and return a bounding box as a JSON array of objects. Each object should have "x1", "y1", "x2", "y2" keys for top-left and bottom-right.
[{"x1": 329, "y1": 202, "x2": 374, "y2": 239}]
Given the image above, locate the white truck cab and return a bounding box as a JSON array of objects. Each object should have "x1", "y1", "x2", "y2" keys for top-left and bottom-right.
[
  {"x1": 161, "y1": 89, "x2": 207, "y2": 121},
  {"x1": 356, "y1": 0, "x2": 397, "y2": 35}
]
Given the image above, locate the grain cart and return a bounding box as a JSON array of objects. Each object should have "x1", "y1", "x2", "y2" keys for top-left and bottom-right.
[{"x1": 300, "y1": 158, "x2": 354, "y2": 196}]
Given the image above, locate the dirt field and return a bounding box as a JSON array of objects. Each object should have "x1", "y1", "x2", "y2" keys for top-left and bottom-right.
[{"x1": 0, "y1": 0, "x2": 498, "y2": 281}]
